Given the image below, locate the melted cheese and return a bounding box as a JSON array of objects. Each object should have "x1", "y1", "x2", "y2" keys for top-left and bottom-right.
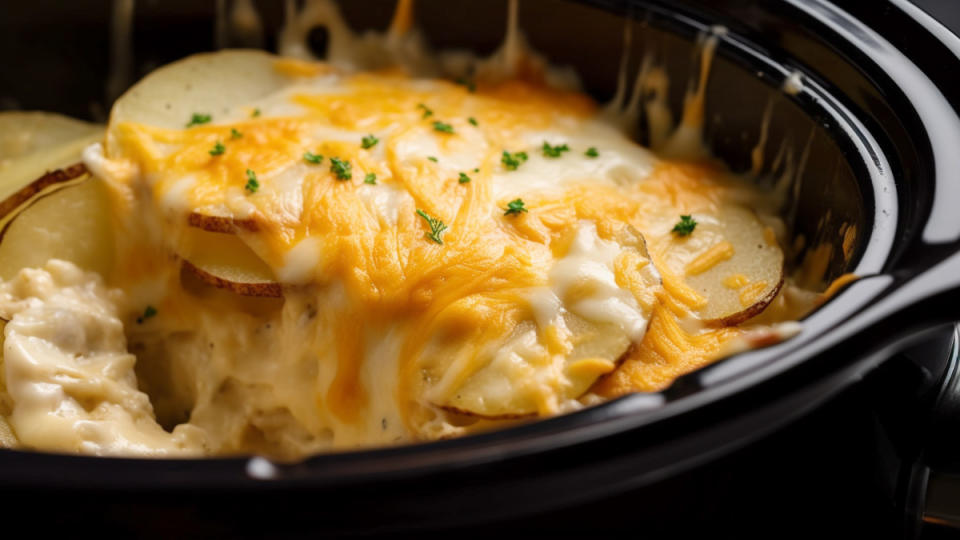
[
  {"x1": 0, "y1": 5, "x2": 824, "y2": 457},
  {"x1": 83, "y1": 59, "x2": 794, "y2": 453}
]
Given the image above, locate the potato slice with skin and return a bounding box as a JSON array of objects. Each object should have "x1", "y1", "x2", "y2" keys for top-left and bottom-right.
[
  {"x1": 429, "y1": 222, "x2": 661, "y2": 419},
  {"x1": 107, "y1": 50, "x2": 293, "y2": 138},
  {"x1": 0, "y1": 163, "x2": 88, "y2": 224},
  {"x1": 658, "y1": 205, "x2": 784, "y2": 326},
  {"x1": 108, "y1": 51, "x2": 292, "y2": 291},
  {"x1": 178, "y1": 227, "x2": 281, "y2": 297},
  {"x1": 183, "y1": 260, "x2": 282, "y2": 298},
  {"x1": 0, "y1": 167, "x2": 114, "y2": 281},
  {"x1": 187, "y1": 212, "x2": 259, "y2": 233},
  {"x1": 438, "y1": 317, "x2": 635, "y2": 420}
]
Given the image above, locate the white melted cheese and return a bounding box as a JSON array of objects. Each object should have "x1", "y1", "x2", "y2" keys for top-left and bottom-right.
[{"x1": 538, "y1": 221, "x2": 655, "y2": 342}]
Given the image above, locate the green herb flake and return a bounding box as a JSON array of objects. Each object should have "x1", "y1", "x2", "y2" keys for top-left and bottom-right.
[
  {"x1": 136, "y1": 305, "x2": 158, "y2": 324},
  {"x1": 364, "y1": 172, "x2": 377, "y2": 185},
  {"x1": 542, "y1": 141, "x2": 570, "y2": 158},
  {"x1": 473, "y1": 167, "x2": 480, "y2": 173},
  {"x1": 427, "y1": 156, "x2": 438, "y2": 163},
  {"x1": 417, "y1": 103, "x2": 433, "y2": 118},
  {"x1": 186, "y1": 113, "x2": 212, "y2": 128},
  {"x1": 458, "y1": 172, "x2": 471, "y2": 184},
  {"x1": 330, "y1": 157, "x2": 352, "y2": 180},
  {"x1": 245, "y1": 169, "x2": 260, "y2": 193},
  {"x1": 468, "y1": 117, "x2": 478, "y2": 126},
  {"x1": 456, "y1": 77, "x2": 477, "y2": 93},
  {"x1": 501, "y1": 150, "x2": 529, "y2": 171},
  {"x1": 415, "y1": 209, "x2": 448, "y2": 244},
  {"x1": 433, "y1": 121, "x2": 454, "y2": 134},
  {"x1": 361, "y1": 134, "x2": 379, "y2": 149},
  {"x1": 303, "y1": 151, "x2": 323, "y2": 164},
  {"x1": 504, "y1": 198, "x2": 528, "y2": 216},
  {"x1": 585, "y1": 147, "x2": 599, "y2": 158},
  {"x1": 671, "y1": 215, "x2": 698, "y2": 236},
  {"x1": 208, "y1": 141, "x2": 226, "y2": 156},
  {"x1": 252, "y1": 108, "x2": 261, "y2": 118},
  {"x1": 231, "y1": 128, "x2": 243, "y2": 139}
]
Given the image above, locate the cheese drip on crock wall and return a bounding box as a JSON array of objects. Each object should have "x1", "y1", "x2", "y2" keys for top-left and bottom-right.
[{"x1": 0, "y1": 0, "x2": 829, "y2": 457}]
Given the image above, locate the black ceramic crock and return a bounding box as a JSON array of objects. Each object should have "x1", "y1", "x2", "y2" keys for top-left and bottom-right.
[{"x1": 2, "y1": 0, "x2": 960, "y2": 536}]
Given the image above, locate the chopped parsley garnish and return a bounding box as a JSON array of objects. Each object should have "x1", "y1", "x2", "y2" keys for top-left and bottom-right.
[
  {"x1": 501, "y1": 150, "x2": 528, "y2": 171},
  {"x1": 244, "y1": 169, "x2": 259, "y2": 193},
  {"x1": 427, "y1": 156, "x2": 438, "y2": 163},
  {"x1": 468, "y1": 117, "x2": 478, "y2": 126},
  {"x1": 208, "y1": 141, "x2": 226, "y2": 156},
  {"x1": 303, "y1": 151, "x2": 323, "y2": 164},
  {"x1": 585, "y1": 147, "x2": 599, "y2": 158},
  {"x1": 473, "y1": 167, "x2": 479, "y2": 173},
  {"x1": 417, "y1": 103, "x2": 433, "y2": 118},
  {"x1": 458, "y1": 172, "x2": 471, "y2": 184},
  {"x1": 330, "y1": 157, "x2": 352, "y2": 180},
  {"x1": 671, "y1": 215, "x2": 698, "y2": 236},
  {"x1": 416, "y1": 209, "x2": 448, "y2": 244},
  {"x1": 136, "y1": 305, "x2": 157, "y2": 324},
  {"x1": 230, "y1": 128, "x2": 243, "y2": 139},
  {"x1": 361, "y1": 134, "x2": 379, "y2": 149},
  {"x1": 542, "y1": 141, "x2": 570, "y2": 158},
  {"x1": 186, "y1": 113, "x2": 212, "y2": 127},
  {"x1": 456, "y1": 77, "x2": 477, "y2": 93},
  {"x1": 504, "y1": 198, "x2": 528, "y2": 216},
  {"x1": 364, "y1": 172, "x2": 377, "y2": 185},
  {"x1": 252, "y1": 108, "x2": 261, "y2": 118},
  {"x1": 433, "y1": 121, "x2": 454, "y2": 134}
]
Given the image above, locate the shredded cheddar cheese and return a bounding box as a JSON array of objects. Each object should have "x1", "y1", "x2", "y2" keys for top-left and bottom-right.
[
  {"x1": 723, "y1": 273, "x2": 749, "y2": 289},
  {"x1": 0, "y1": 14, "x2": 823, "y2": 457},
  {"x1": 686, "y1": 241, "x2": 735, "y2": 276},
  {"x1": 739, "y1": 280, "x2": 770, "y2": 307}
]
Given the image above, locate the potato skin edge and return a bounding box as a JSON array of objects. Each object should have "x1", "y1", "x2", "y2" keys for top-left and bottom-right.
[
  {"x1": 0, "y1": 162, "x2": 88, "y2": 221},
  {"x1": 705, "y1": 272, "x2": 785, "y2": 328},
  {"x1": 181, "y1": 259, "x2": 282, "y2": 298},
  {"x1": 187, "y1": 212, "x2": 259, "y2": 233}
]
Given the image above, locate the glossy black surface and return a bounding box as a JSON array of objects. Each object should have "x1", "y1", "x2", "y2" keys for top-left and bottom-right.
[{"x1": 3, "y1": 0, "x2": 960, "y2": 535}]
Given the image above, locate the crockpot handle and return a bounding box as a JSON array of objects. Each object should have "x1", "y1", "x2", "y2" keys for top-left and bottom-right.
[
  {"x1": 875, "y1": 249, "x2": 960, "y2": 538},
  {"x1": 902, "y1": 337, "x2": 960, "y2": 538}
]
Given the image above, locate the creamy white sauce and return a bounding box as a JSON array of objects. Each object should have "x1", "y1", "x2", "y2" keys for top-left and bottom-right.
[
  {"x1": 783, "y1": 71, "x2": 804, "y2": 96},
  {"x1": 0, "y1": 260, "x2": 202, "y2": 455}
]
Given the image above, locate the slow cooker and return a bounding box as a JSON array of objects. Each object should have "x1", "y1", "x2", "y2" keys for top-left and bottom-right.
[{"x1": 2, "y1": 0, "x2": 960, "y2": 537}]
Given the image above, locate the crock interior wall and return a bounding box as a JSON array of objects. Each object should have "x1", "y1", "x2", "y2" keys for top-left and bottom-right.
[{"x1": 0, "y1": 0, "x2": 869, "y2": 280}]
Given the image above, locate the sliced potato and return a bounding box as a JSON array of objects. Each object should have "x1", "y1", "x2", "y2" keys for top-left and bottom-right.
[
  {"x1": 107, "y1": 51, "x2": 292, "y2": 295},
  {"x1": 437, "y1": 315, "x2": 635, "y2": 420},
  {"x1": 107, "y1": 50, "x2": 292, "y2": 135},
  {"x1": 0, "y1": 112, "x2": 102, "y2": 204},
  {"x1": 429, "y1": 224, "x2": 660, "y2": 419},
  {"x1": 187, "y1": 211, "x2": 259, "y2": 233},
  {"x1": 657, "y1": 205, "x2": 784, "y2": 326},
  {"x1": 178, "y1": 227, "x2": 281, "y2": 297},
  {"x1": 183, "y1": 261, "x2": 282, "y2": 298},
  {"x1": 0, "y1": 111, "x2": 100, "y2": 164},
  {"x1": 0, "y1": 169, "x2": 114, "y2": 280}
]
